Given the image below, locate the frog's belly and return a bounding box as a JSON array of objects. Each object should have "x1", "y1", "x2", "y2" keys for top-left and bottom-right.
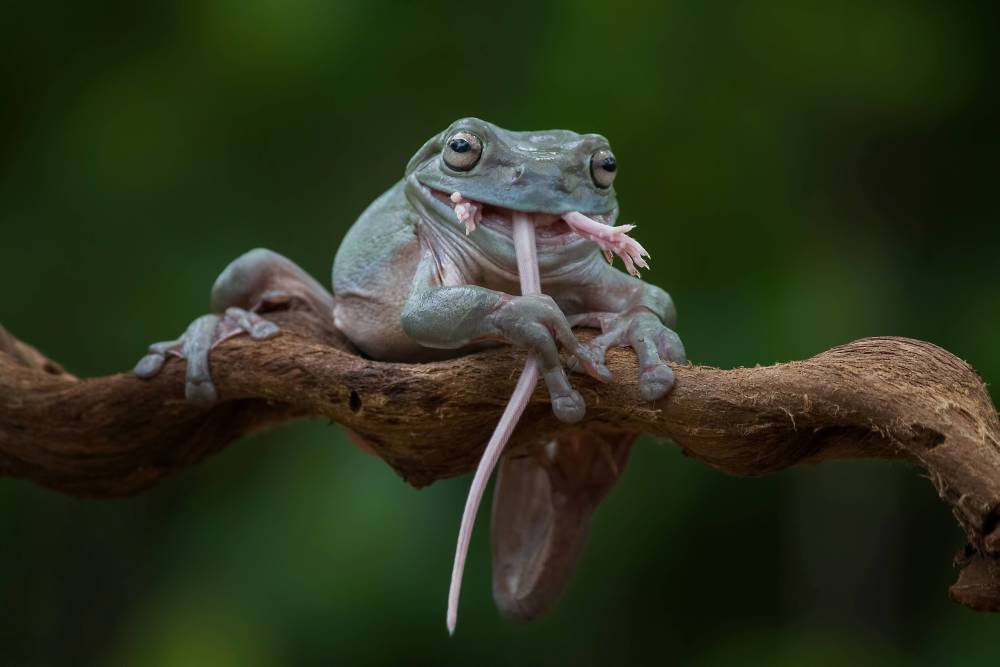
[
  {"x1": 333, "y1": 236, "x2": 464, "y2": 362},
  {"x1": 333, "y1": 258, "x2": 426, "y2": 361},
  {"x1": 334, "y1": 294, "x2": 489, "y2": 362}
]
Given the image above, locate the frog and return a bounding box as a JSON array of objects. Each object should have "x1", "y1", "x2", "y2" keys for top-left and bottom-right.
[{"x1": 134, "y1": 117, "x2": 686, "y2": 628}]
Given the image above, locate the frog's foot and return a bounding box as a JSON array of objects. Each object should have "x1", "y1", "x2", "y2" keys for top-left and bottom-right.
[
  {"x1": 568, "y1": 310, "x2": 686, "y2": 401},
  {"x1": 134, "y1": 248, "x2": 333, "y2": 406},
  {"x1": 486, "y1": 294, "x2": 612, "y2": 424},
  {"x1": 134, "y1": 304, "x2": 282, "y2": 406}
]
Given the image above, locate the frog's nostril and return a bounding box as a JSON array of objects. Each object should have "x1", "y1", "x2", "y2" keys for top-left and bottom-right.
[{"x1": 511, "y1": 165, "x2": 525, "y2": 182}]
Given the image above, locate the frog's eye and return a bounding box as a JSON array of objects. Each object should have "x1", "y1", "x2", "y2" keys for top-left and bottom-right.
[
  {"x1": 443, "y1": 131, "x2": 483, "y2": 172},
  {"x1": 590, "y1": 148, "x2": 617, "y2": 189}
]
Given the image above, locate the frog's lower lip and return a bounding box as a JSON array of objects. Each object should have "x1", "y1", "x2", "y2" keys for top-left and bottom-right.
[{"x1": 425, "y1": 188, "x2": 611, "y2": 244}]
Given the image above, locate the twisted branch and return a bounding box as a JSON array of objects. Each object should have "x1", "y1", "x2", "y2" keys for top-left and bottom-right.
[{"x1": 1, "y1": 304, "x2": 998, "y2": 611}]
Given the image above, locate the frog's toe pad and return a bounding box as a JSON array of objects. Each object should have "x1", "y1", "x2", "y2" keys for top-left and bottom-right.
[
  {"x1": 250, "y1": 321, "x2": 280, "y2": 339},
  {"x1": 552, "y1": 390, "x2": 586, "y2": 424},
  {"x1": 658, "y1": 330, "x2": 687, "y2": 365},
  {"x1": 185, "y1": 378, "x2": 218, "y2": 406},
  {"x1": 134, "y1": 353, "x2": 167, "y2": 378},
  {"x1": 639, "y1": 364, "x2": 675, "y2": 401}
]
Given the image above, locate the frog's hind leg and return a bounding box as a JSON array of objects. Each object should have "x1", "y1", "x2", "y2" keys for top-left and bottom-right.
[
  {"x1": 134, "y1": 248, "x2": 334, "y2": 405},
  {"x1": 490, "y1": 429, "x2": 634, "y2": 622},
  {"x1": 208, "y1": 248, "x2": 333, "y2": 317}
]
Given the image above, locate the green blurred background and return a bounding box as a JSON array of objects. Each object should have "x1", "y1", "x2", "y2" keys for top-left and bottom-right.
[{"x1": 2, "y1": 1, "x2": 998, "y2": 665}]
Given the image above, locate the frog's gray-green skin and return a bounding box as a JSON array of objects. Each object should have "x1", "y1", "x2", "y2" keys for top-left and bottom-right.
[{"x1": 135, "y1": 118, "x2": 685, "y2": 622}]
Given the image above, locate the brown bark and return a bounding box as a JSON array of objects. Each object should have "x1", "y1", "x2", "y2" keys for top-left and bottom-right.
[{"x1": 1, "y1": 305, "x2": 998, "y2": 611}]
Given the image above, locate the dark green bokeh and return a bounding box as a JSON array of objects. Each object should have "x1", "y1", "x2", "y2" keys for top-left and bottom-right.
[{"x1": 2, "y1": 1, "x2": 997, "y2": 664}]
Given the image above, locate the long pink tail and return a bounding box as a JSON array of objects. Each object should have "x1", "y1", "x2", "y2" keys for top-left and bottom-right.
[
  {"x1": 446, "y1": 356, "x2": 538, "y2": 634},
  {"x1": 446, "y1": 212, "x2": 540, "y2": 635}
]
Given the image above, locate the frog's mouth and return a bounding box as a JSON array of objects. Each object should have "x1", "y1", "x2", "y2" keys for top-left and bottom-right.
[
  {"x1": 426, "y1": 188, "x2": 608, "y2": 244},
  {"x1": 419, "y1": 184, "x2": 648, "y2": 275}
]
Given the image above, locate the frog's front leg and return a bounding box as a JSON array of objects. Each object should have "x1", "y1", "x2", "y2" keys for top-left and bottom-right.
[
  {"x1": 134, "y1": 248, "x2": 333, "y2": 405},
  {"x1": 566, "y1": 262, "x2": 686, "y2": 401},
  {"x1": 400, "y1": 253, "x2": 611, "y2": 423}
]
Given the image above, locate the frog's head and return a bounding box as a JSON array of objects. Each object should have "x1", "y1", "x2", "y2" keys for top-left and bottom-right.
[{"x1": 404, "y1": 118, "x2": 620, "y2": 263}]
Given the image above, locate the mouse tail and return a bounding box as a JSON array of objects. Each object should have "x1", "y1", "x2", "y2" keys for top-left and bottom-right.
[{"x1": 446, "y1": 356, "x2": 539, "y2": 635}]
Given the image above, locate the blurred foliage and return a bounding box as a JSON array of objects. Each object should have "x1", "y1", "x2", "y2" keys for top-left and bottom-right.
[{"x1": 1, "y1": 0, "x2": 998, "y2": 665}]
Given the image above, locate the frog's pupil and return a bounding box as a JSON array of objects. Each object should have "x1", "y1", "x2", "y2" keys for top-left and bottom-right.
[
  {"x1": 601, "y1": 156, "x2": 617, "y2": 172},
  {"x1": 449, "y1": 138, "x2": 471, "y2": 153}
]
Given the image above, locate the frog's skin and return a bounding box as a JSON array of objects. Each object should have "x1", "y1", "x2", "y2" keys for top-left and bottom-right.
[{"x1": 135, "y1": 117, "x2": 685, "y2": 623}]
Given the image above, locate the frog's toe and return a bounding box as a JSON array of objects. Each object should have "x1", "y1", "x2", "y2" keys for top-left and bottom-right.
[
  {"x1": 133, "y1": 338, "x2": 183, "y2": 378},
  {"x1": 579, "y1": 349, "x2": 614, "y2": 383},
  {"x1": 251, "y1": 320, "x2": 280, "y2": 339},
  {"x1": 185, "y1": 377, "x2": 219, "y2": 406},
  {"x1": 222, "y1": 307, "x2": 281, "y2": 342},
  {"x1": 655, "y1": 327, "x2": 687, "y2": 365},
  {"x1": 177, "y1": 314, "x2": 223, "y2": 405},
  {"x1": 551, "y1": 390, "x2": 586, "y2": 424},
  {"x1": 627, "y1": 318, "x2": 681, "y2": 401},
  {"x1": 639, "y1": 363, "x2": 675, "y2": 401},
  {"x1": 134, "y1": 352, "x2": 167, "y2": 378},
  {"x1": 567, "y1": 330, "x2": 621, "y2": 381},
  {"x1": 539, "y1": 358, "x2": 587, "y2": 423}
]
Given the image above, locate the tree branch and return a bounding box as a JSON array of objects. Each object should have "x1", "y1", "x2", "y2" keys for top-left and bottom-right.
[{"x1": 1, "y1": 305, "x2": 998, "y2": 611}]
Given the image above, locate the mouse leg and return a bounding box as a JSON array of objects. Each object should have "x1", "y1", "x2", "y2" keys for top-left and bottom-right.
[{"x1": 134, "y1": 248, "x2": 333, "y2": 405}]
